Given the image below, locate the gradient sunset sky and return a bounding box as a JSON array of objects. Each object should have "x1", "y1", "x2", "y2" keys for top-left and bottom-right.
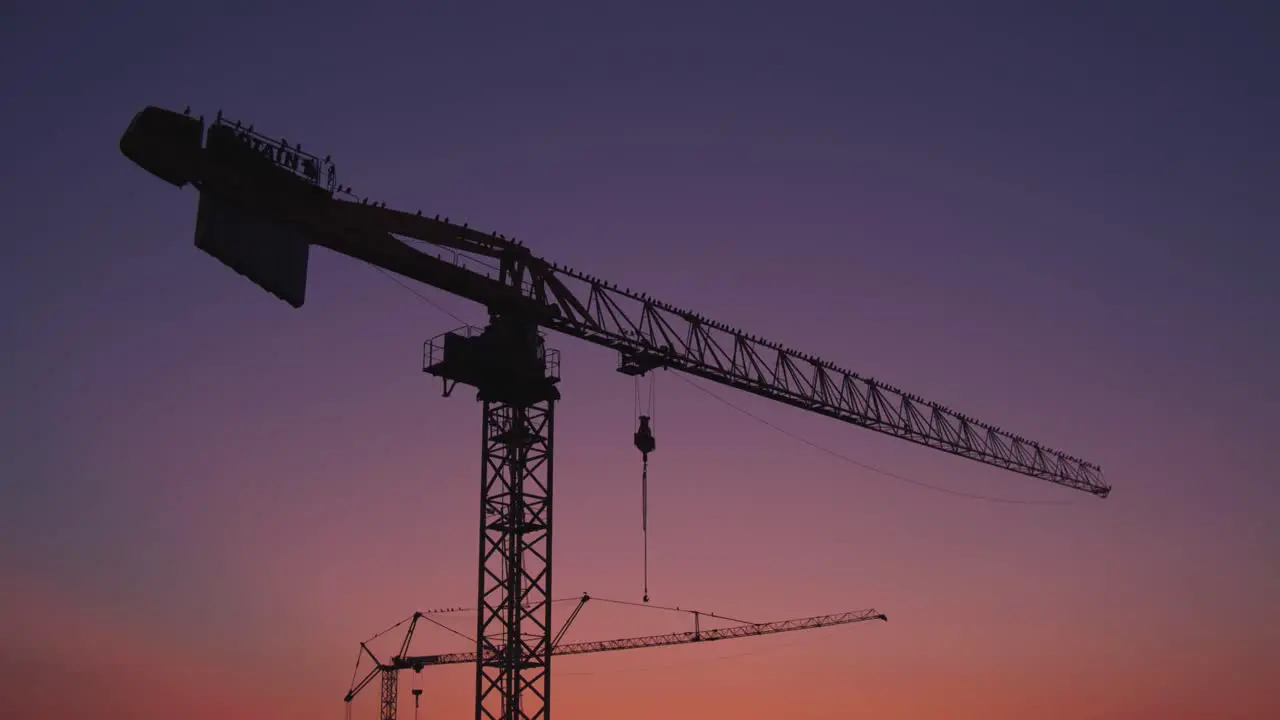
[{"x1": 2, "y1": 2, "x2": 1278, "y2": 719}]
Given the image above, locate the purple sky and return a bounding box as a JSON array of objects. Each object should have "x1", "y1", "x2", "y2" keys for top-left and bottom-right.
[{"x1": 2, "y1": 2, "x2": 1278, "y2": 718}]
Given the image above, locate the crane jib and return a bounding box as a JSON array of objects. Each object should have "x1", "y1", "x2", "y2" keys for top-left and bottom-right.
[{"x1": 191, "y1": 115, "x2": 1110, "y2": 497}]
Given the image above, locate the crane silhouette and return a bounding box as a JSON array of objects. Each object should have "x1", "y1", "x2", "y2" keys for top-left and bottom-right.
[
  {"x1": 119, "y1": 106, "x2": 1110, "y2": 720},
  {"x1": 345, "y1": 597, "x2": 887, "y2": 720}
]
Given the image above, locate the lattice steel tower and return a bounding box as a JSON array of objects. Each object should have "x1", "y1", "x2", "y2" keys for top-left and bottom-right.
[{"x1": 424, "y1": 316, "x2": 561, "y2": 720}]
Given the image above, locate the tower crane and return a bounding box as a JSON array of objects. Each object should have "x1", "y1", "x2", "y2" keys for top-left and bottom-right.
[
  {"x1": 345, "y1": 596, "x2": 887, "y2": 720},
  {"x1": 118, "y1": 106, "x2": 1111, "y2": 720}
]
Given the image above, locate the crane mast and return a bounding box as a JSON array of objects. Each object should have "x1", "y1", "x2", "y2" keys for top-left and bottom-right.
[
  {"x1": 425, "y1": 317, "x2": 561, "y2": 720},
  {"x1": 119, "y1": 106, "x2": 1110, "y2": 720}
]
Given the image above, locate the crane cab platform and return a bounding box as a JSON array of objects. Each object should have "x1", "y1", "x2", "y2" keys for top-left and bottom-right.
[{"x1": 424, "y1": 324, "x2": 561, "y2": 406}]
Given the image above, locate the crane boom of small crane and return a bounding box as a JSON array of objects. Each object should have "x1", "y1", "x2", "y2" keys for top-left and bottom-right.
[
  {"x1": 398, "y1": 608, "x2": 887, "y2": 669},
  {"x1": 343, "y1": 606, "x2": 887, "y2": 703}
]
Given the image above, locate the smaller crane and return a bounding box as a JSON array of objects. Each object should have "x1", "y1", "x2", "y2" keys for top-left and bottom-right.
[{"x1": 344, "y1": 596, "x2": 886, "y2": 719}]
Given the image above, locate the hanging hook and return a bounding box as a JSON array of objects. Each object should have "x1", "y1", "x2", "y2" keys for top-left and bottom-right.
[{"x1": 634, "y1": 413, "x2": 656, "y2": 603}]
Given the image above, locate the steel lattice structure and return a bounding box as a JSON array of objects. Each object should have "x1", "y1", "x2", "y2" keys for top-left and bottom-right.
[
  {"x1": 380, "y1": 667, "x2": 398, "y2": 720},
  {"x1": 119, "y1": 105, "x2": 1110, "y2": 720},
  {"x1": 343, "y1": 602, "x2": 888, "y2": 713},
  {"x1": 398, "y1": 608, "x2": 889, "y2": 669},
  {"x1": 473, "y1": 399, "x2": 557, "y2": 720}
]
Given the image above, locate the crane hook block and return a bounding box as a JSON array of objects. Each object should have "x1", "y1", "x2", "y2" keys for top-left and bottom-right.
[{"x1": 634, "y1": 415, "x2": 656, "y2": 456}]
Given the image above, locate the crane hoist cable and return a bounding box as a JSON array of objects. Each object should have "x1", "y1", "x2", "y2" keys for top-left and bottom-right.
[{"x1": 633, "y1": 374, "x2": 657, "y2": 603}]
